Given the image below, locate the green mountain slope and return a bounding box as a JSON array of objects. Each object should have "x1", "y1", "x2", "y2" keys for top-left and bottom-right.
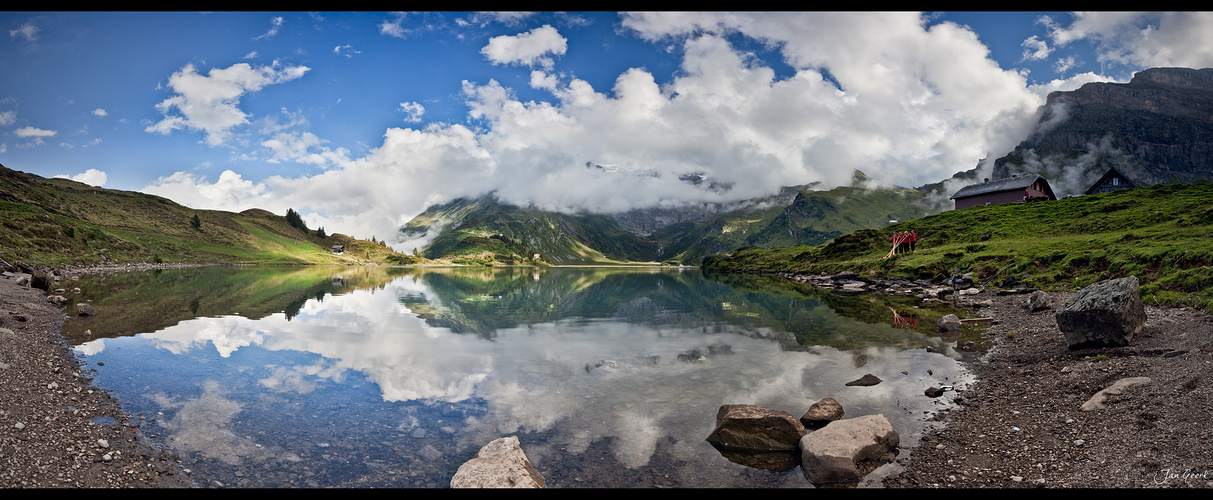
[
  {"x1": 400, "y1": 195, "x2": 659, "y2": 265},
  {"x1": 402, "y1": 179, "x2": 950, "y2": 266},
  {"x1": 0, "y1": 164, "x2": 415, "y2": 267},
  {"x1": 653, "y1": 183, "x2": 948, "y2": 264}
]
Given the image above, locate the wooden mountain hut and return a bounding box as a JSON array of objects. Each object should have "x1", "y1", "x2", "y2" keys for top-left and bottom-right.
[
  {"x1": 949, "y1": 175, "x2": 1057, "y2": 210},
  {"x1": 1085, "y1": 167, "x2": 1139, "y2": 195}
]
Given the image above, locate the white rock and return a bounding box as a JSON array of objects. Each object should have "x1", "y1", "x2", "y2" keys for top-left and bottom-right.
[{"x1": 451, "y1": 436, "x2": 546, "y2": 488}]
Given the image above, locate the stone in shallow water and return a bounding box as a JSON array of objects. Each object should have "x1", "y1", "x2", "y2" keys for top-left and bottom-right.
[
  {"x1": 845, "y1": 374, "x2": 882, "y2": 387},
  {"x1": 800, "y1": 414, "x2": 900, "y2": 484},
  {"x1": 450, "y1": 436, "x2": 545, "y2": 488}
]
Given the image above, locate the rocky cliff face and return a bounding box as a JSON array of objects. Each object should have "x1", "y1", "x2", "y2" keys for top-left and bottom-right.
[{"x1": 992, "y1": 67, "x2": 1213, "y2": 195}]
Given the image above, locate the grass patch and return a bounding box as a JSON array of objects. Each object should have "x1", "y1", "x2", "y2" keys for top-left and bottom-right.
[{"x1": 705, "y1": 182, "x2": 1213, "y2": 311}]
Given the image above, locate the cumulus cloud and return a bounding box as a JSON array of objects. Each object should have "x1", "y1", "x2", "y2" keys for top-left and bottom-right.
[
  {"x1": 142, "y1": 170, "x2": 273, "y2": 211},
  {"x1": 142, "y1": 13, "x2": 1202, "y2": 249},
  {"x1": 481, "y1": 25, "x2": 567, "y2": 69},
  {"x1": 0, "y1": 110, "x2": 14, "y2": 126},
  {"x1": 1045, "y1": 12, "x2": 1213, "y2": 69},
  {"x1": 92, "y1": 108, "x2": 108, "y2": 117},
  {"x1": 14, "y1": 126, "x2": 56, "y2": 145},
  {"x1": 261, "y1": 130, "x2": 351, "y2": 167},
  {"x1": 146, "y1": 62, "x2": 310, "y2": 146},
  {"x1": 243, "y1": 51, "x2": 258, "y2": 59},
  {"x1": 398, "y1": 102, "x2": 425, "y2": 123},
  {"x1": 1020, "y1": 35, "x2": 1052, "y2": 61},
  {"x1": 9, "y1": 23, "x2": 38, "y2": 41},
  {"x1": 54, "y1": 169, "x2": 107, "y2": 187}
]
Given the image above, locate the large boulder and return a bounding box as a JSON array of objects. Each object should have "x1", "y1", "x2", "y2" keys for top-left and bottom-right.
[
  {"x1": 1055, "y1": 276, "x2": 1146, "y2": 349},
  {"x1": 450, "y1": 436, "x2": 546, "y2": 488},
  {"x1": 705, "y1": 404, "x2": 806, "y2": 453},
  {"x1": 799, "y1": 414, "x2": 900, "y2": 484}
]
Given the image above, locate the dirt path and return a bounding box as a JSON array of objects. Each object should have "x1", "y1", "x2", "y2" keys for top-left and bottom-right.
[
  {"x1": 884, "y1": 289, "x2": 1213, "y2": 488},
  {"x1": 0, "y1": 273, "x2": 191, "y2": 488}
]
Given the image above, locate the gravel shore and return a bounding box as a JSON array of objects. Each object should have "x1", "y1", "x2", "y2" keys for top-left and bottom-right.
[
  {"x1": 0, "y1": 272, "x2": 191, "y2": 488},
  {"x1": 884, "y1": 289, "x2": 1213, "y2": 488}
]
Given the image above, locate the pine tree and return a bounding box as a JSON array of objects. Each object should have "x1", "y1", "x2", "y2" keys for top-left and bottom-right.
[
  {"x1": 190, "y1": 214, "x2": 202, "y2": 230},
  {"x1": 316, "y1": 227, "x2": 326, "y2": 239}
]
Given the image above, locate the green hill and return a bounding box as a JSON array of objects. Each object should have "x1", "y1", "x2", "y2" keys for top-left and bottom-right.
[
  {"x1": 400, "y1": 195, "x2": 658, "y2": 265},
  {"x1": 0, "y1": 164, "x2": 416, "y2": 267},
  {"x1": 703, "y1": 182, "x2": 1213, "y2": 310}
]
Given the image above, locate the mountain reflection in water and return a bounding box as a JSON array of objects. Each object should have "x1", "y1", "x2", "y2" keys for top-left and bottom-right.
[{"x1": 64, "y1": 266, "x2": 976, "y2": 488}]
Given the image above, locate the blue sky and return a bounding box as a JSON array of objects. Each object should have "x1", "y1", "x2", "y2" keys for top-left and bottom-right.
[{"x1": 2, "y1": 12, "x2": 1210, "y2": 246}]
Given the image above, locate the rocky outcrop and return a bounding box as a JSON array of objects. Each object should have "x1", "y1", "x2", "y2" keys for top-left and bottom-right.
[
  {"x1": 705, "y1": 404, "x2": 807, "y2": 453},
  {"x1": 75, "y1": 303, "x2": 95, "y2": 316},
  {"x1": 991, "y1": 67, "x2": 1213, "y2": 195},
  {"x1": 450, "y1": 436, "x2": 546, "y2": 488},
  {"x1": 1055, "y1": 276, "x2": 1146, "y2": 348},
  {"x1": 799, "y1": 414, "x2": 900, "y2": 484}
]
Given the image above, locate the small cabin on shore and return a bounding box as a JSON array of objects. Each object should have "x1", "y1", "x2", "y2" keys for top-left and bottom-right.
[
  {"x1": 1085, "y1": 167, "x2": 1139, "y2": 195},
  {"x1": 950, "y1": 175, "x2": 1057, "y2": 210},
  {"x1": 331, "y1": 244, "x2": 345, "y2": 254}
]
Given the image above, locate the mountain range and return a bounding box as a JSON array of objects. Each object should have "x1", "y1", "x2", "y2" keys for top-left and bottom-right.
[{"x1": 403, "y1": 67, "x2": 1213, "y2": 265}]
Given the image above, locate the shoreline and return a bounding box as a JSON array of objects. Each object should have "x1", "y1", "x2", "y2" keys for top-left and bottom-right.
[
  {"x1": 881, "y1": 287, "x2": 1213, "y2": 488},
  {"x1": 0, "y1": 271, "x2": 192, "y2": 488}
]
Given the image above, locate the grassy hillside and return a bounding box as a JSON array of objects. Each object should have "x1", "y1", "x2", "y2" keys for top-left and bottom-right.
[
  {"x1": 0, "y1": 164, "x2": 417, "y2": 267},
  {"x1": 703, "y1": 182, "x2": 1213, "y2": 310}
]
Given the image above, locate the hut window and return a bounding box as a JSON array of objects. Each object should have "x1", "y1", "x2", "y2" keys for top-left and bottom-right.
[{"x1": 1113, "y1": 177, "x2": 1119, "y2": 186}]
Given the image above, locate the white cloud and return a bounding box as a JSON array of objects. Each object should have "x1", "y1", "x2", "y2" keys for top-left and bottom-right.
[
  {"x1": 398, "y1": 102, "x2": 425, "y2": 123},
  {"x1": 481, "y1": 25, "x2": 567, "y2": 69},
  {"x1": 253, "y1": 16, "x2": 284, "y2": 40},
  {"x1": 0, "y1": 110, "x2": 14, "y2": 126},
  {"x1": 1020, "y1": 35, "x2": 1052, "y2": 62},
  {"x1": 1046, "y1": 12, "x2": 1213, "y2": 69},
  {"x1": 9, "y1": 23, "x2": 38, "y2": 41},
  {"x1": 14, "y1": 126, "x2": 56, "y2": 138},
  {"x1": 334, "y1": 44, "x2": 361, "y2": 57},
  {"x1": 1053, "y1": 55, "x2": 1077, "y2": 74},
  {"x1": 141, "y1": 170, "x2": 272, "y2": 211},
  {"x1": 261, "y1": 130, "x2": 351, "y2": 167},
  {"x1": 243, "y1": 51, "x2": 258, "y2": 59},
  {"x1": 54, "y1": 169, "x2": 107, "y2": 187},
  {"x1": 14, "y1": 126, "x2": 56, "y2": 145},
  {"x1": 379, "y1": 12, "x2": 407, "y2": 38},
  {"x1": 143, "y1": 12, "x2": 1213, "y2": 247},
  {"x1": 146, "y1": 62, "x2": 310, "y2": 146},
  {"x1": 92, "y1": 108, "x2": 108, "y2": 117}
]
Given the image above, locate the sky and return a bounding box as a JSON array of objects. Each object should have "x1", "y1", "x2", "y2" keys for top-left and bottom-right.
[{"x1": 3, "y1": 11, "x2": 1213, "y2": 248}]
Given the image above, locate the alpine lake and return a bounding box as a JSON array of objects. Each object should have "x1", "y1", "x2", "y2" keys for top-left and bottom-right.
[{"x1": 58, "y1": 265, "x2": 989, "y2": 488}]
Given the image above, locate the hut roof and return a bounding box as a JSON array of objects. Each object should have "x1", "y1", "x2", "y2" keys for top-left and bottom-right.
[
  {"x1": 950, "y1": 175, "x2": 1052, "y2": 200},
  {"x1": 1084, "y1": 167, "x2": 1140, "y2": 195}
]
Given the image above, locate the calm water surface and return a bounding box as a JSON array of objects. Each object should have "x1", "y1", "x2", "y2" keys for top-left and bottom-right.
[{"x1": 61, "y1": 266, "x2": 980, "y2": 488}]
